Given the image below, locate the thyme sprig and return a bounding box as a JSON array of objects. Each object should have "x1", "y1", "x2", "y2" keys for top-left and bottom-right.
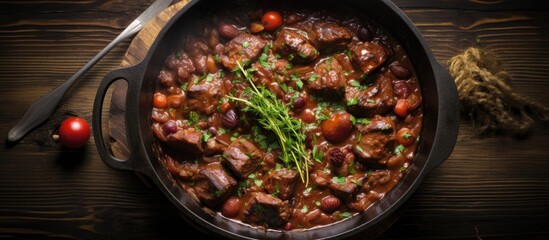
[{"x1": 228, "y1": 62, "x2": 310, "y2": 186}]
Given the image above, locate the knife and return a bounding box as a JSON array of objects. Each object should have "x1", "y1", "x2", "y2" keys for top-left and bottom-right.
[{"x1": 7, "y1": 0, "x2": 173, "y2": 143}]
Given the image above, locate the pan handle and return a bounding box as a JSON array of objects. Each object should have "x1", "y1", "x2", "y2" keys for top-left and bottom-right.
[
  {"x1": 424, "y1": 62, "x2": 460, "y2": 173},
  {"x1": 92, "y1": 64, "x2": 146, "y2": 174}
]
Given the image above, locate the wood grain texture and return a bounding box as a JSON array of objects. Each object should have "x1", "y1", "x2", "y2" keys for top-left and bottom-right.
[{"x1": 0, "y1": 0, "x2": 548, "y2": 239}]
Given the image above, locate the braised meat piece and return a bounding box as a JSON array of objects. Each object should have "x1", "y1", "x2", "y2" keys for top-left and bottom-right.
[
  {"x1": 157, "y1": 69, "x2": 177, "y2": 88},
  {"x1": 351, "y1": 170, "x2": 394, "y2": 211},
  {"x1": 222, "y1": 138, "x2": 264, "y2": 179},
  {"x1": 346, "y1": 73, "x2": 396, "y2": 117},
  {"x1": 263, "y1": 168, "x2": 298, "y2": 200},
  {"x1": 193, "y1": 162, "x2": 238, "y2": 208},
  {"x1": 310, "y1": 21, "x2": 352, "y2": 49},
  {"x1": 353, "y1": 132, "x2": 396, "y2": 162},
  {"x1": 311, "y1": 169, "x2": 331, "y2": 188},
  {"x1": 329, "y1": 174, "x2": 367, "y2": 201},
  {"x1": 362, "y1": 170, "x2": 393, "y2": 192},
  {"x1": 186, "y1": 75, "x2": 226, "y2": 115},
  {"x1": 166, "y1": 52, "x2": 196, "y2": 80},
  {"x1": 185, "y1": 37, "x2": 210, "y2": 73},
  {"x1": 349, "y1": 41, "x2": 390, "y2": 75},
  {"x1": 356, "y1": 115, "x2": 395, "y2": 134},
  {"x1": 273, "y1": 28, "x2": 319, "y2": 63},
  {"x1": 220, "y1": 33, "x2": 267, "y2": 70},
  {"x1": 165, "y1": 128, "x2": 204, "y2": 156},
  {"x1": 241, "y1": 192, "x2": 292, "y2": 227},
  {"x1": 204, "y1": 137, "x2": 229, "y2": 156},
  {"x1": 177, "y1": 161, "x2": 200, "y2": 181},
  {"x1": 308, "y1": 57, "x2": 346, "y2": 97},
  {"x1": 353, "y1": 115, "x2": 397, "y2": 162}
]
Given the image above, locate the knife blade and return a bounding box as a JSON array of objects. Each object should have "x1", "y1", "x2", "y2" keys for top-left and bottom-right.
[{"x1": 7, "y1": 0, "x2": 173, "y2": 143}]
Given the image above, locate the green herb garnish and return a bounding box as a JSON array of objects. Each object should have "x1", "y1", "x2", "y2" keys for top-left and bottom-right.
[
  {"x1": 332, "y1": 176, "x2": 346, "y2": 185},
  {"x1": 309, "y1": 74, "x2": 319, "y2": 82},
  {"x1": 346, "y1": 97, "x2": 358, "y2": 106},
  {"x1": 228, "y1": 62, "x2": 310, "y2": 186},
  {"x1": 339, "y1": 212, "x2": 351, "y2": 219},
  {"x1": 349, "y1": 80, "x2": 361, "y2": 87},
  {"x1": 394, "y1": 144, "x2": 405, "y2": 154}
]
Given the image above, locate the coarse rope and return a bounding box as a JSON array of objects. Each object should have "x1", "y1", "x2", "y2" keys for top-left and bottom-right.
[{"x1": 447, "y1": 47, "x2": 549, "y2": 135}]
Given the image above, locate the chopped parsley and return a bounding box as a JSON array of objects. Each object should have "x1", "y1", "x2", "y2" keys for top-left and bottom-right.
[
  {"x1": 339, "y1": 212, "x2": 351, "y2": 219},
  {"x1": 331, "y1": 176, "x2": 346, "y2": 185},
  {"x1": 242, "y1": 41, "x2": 250, "y2": 48},
  {"x1": 202, "y1": 131, "x2": 212, "y2": 142},
  {"x1": 349, "y1": 80, "x2": 361, "y2": 87},
  {"x1": 352, "y1": 116, "x2": 371, "y2": 126},
  {"x1": 346, "y1": 97, "x2": 358, "y2": 106},
  {"x1": 312, "y1": 145, "x2": 324, "y2": 163},
  {"x1": 394, "y1": 144, "x2": 405, "y2": 154}
]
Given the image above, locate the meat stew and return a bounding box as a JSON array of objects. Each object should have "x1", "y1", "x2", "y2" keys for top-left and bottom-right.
[{"x1": 151, "y1": 2, "x2": 422, "y2": 231}]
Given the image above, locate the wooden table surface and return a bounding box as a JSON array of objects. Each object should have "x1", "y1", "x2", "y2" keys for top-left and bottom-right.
[{"x1": 1, "y1": 0, "x2": 549, "y2": 239}]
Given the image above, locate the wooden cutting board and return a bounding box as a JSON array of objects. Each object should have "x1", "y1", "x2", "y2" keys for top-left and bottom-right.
[{"x1": 108, "y1": 0, "x2": 189, "y2": 159}]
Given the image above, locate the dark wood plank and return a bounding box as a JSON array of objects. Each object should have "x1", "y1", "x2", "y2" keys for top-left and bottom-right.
[{"x1": 0, "y1": 0, "x2": 548, "y2": 239}]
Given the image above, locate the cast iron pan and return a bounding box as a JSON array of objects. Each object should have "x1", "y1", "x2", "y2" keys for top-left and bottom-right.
[{"x1": 92, "y1": 0, "x2": 459, "y2": 239}]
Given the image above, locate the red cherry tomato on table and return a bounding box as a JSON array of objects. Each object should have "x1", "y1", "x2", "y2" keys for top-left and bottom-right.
[
  {"x1": 58, "y1": 117, "x2": 91, "y2": 149},
  {"x1": 261, "y1": 11, "x2": 283, "y2": 31}
]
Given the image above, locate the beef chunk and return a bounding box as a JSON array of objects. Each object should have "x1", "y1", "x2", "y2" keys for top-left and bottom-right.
[
  {"x1": 165, "y1": 53, "x2": 196, "y2": 80},
  {"x1": 185, "y1": 37, "x2": 210, "y2": 57},
  {"x1": 308, "y1": 57, "x2": 346, "y2": 97},
  {"x1": 353, "y1": 132, "x2": 396, "y2": 162},
  {"x1": 186, "y1": 75, "x2": 226, "y2": 115},
  {"x1": 362, "y1": 170, "x2": 392, "y2": 192},
  {"x1": 350, "y1": 41, "x2": 390, "y2": 75},
  {"x1": 193, "y1": 162, "x2": 238, "y2": 207},
  {"x1": 220, "y1": 33, "x2": 267, "y2": 70},
  {"x1": 252, "y1": 51, "x2": 291, "y2": 87},
  {"x1": 263, "y1": 168, "x2": 298, "y2": 200},
  {"x1": 356, "y1": 115, "x2": 395, "y2": 134},
  {"x1": 349, "y1": 191, "x2": 384, "y2": 212},
  {"x1": 346, "y1": 73, "x2": 396, "y2": 117},
  {"x1": 177, "y1": 161, "x2": 200, "y2": 181},
  {"x1": 204, "y1": 137, "x2": 229, "y2": 156},
  {"x1": 329, "y1": 174, "x2": 367, "y2": 201},
  {"x1": 185, "y1": 38, "x2": 210, "y2": 74},
  {"x1": 223, "y1": 138, "x2": 264, "y2": 178},
  {"x1": 311, "y1": 169, "x2": 331, "y2": 188},
  {"x1": 157, "y1": 69, "x2": 177, "y2": 88},
  {"x1": 165, "y1": 128, "x2": 204, "y2": 156},
  {"x1": 273, "y1": 28, "x2": 319, "y2": 63},
  {"x1": 351, "y1": 170, "x2": 393, "y2": 211},
  {"x1": 310, "y1": 21, "x2": 352, "y2": 49},
  {"x1": 242, "y1": 192, "x2": 292, "y2": 227}
]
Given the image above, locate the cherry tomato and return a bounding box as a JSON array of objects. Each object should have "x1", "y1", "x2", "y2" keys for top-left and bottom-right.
[
  {"x1": 396, "y1": 127, "x2": 415, "y2": 146},
  {"x1": 221, "y1": 197, "x2": 241, "y2": 218},
  {"x1": 153, "y1": 93, "x2": 168, "y2": 108},
  {"x1": 58, "y1": 116, "x2": 91, "y2": 149},
  {"x1": 261, "y1": 11, "x2": 283, "y2": 31},
  {"x1": 393, "y1": 99, "x2": 409, "y2": 117}
]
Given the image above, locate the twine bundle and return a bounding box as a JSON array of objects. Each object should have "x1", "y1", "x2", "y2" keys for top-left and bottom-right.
[{"x1": 447, "y1": 47, "x2": 549, "y2": 135}]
